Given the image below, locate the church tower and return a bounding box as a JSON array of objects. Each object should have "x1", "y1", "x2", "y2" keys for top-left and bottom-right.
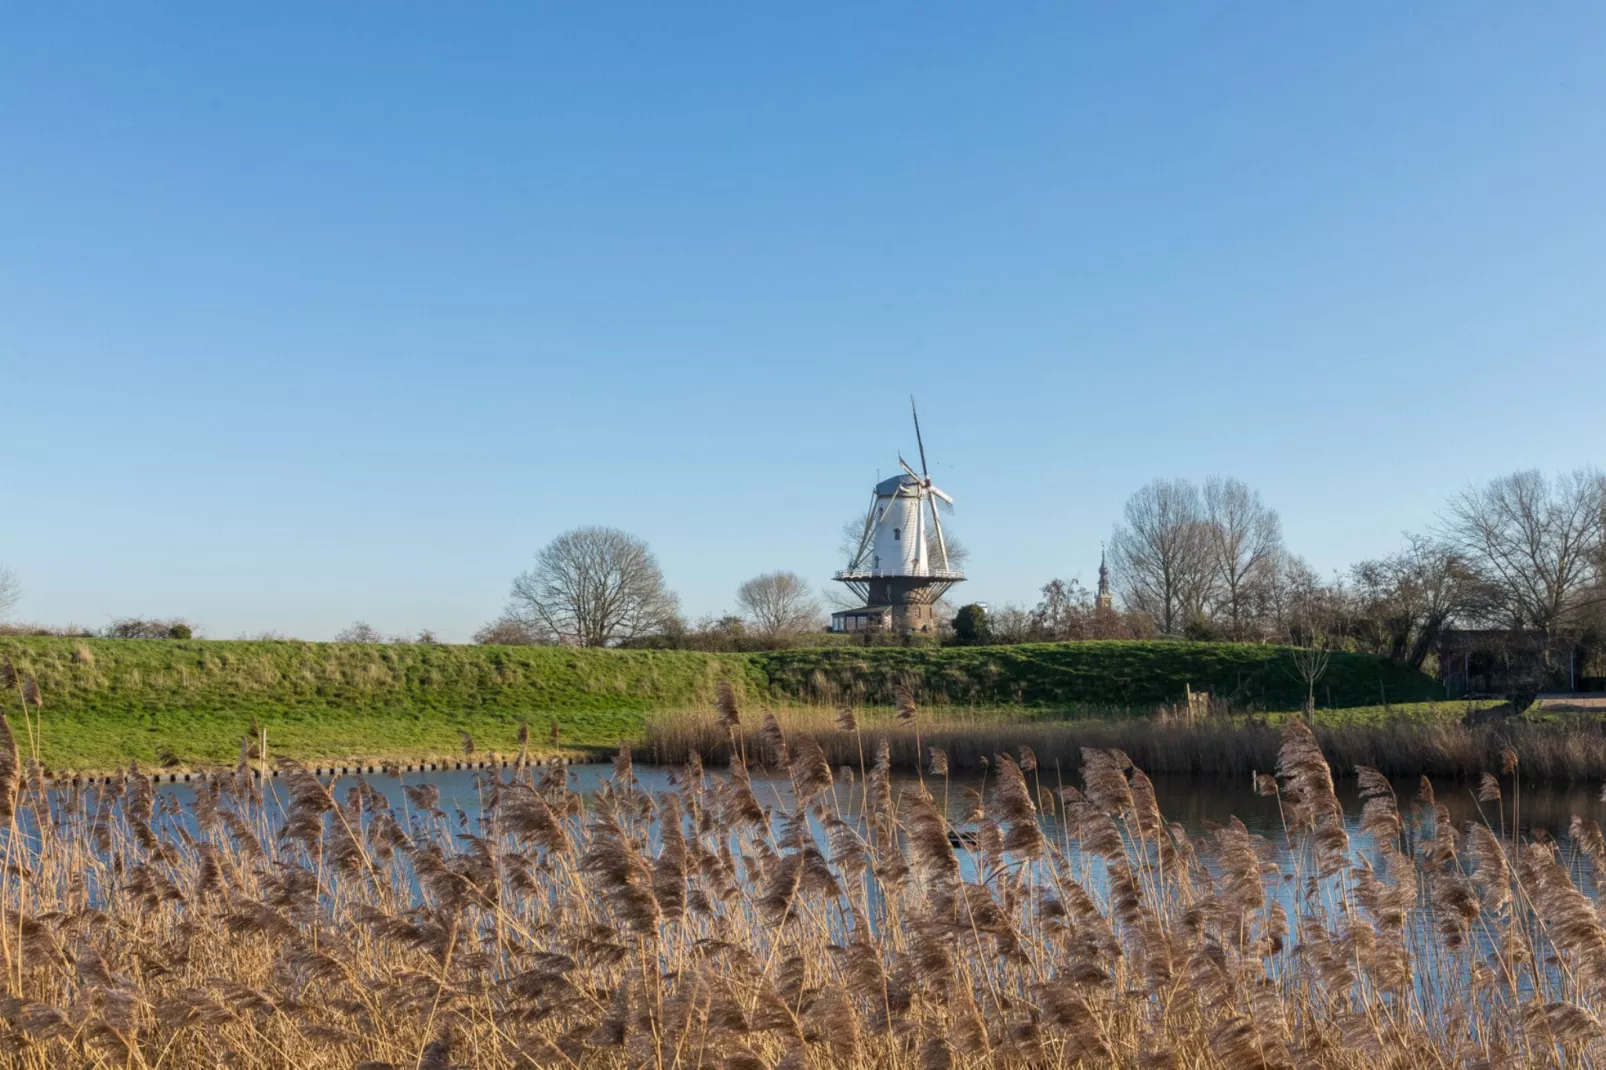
[{"x1": 1095, "y1": 546, "x2": 1114, "y2": 612}]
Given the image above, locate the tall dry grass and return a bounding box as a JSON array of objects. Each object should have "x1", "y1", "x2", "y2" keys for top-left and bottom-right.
[
  {"x1": 5, "y1": 679, "x2": 1606, "y2": 1064},
  {"x1": 643, "y1": 702, "x2": 1606, "y2": 781}
]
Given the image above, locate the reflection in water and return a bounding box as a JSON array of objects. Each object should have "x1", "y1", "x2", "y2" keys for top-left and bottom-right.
[{"x1": 221, "y1": 763, "x2": 1605, "y2": 862}]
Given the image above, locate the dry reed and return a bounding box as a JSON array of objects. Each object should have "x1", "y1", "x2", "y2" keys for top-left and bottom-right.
[
  {"x1": 643, "y1": 704, "x2": 1606, "y2": 782},
  {"x1": 4, "y1": 692, "x2": 1606, "y2": 1066}
]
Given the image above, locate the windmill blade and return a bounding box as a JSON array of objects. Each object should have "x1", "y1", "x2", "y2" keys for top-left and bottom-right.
[
  {"x1": 897, "y1": 455, "x2": 923, "y2": 483},
  {"x1": 927, "y1": 483, "x2": 954, "y2": 506},
  {"x1": 914, "y1": 480, "x2": 927, "y2": 572},
  {"x1": 910, "y1": 395, "x2": 929, "y2": 477},
  {"x1": 850, "y1": 493, "x2": 879, "y2": 568},
  {"x1": 928, "y1": 494, "x2": 951, "y2": 571}
]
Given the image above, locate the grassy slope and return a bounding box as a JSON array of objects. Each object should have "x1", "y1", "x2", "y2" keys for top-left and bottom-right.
[
  {"x1": 748, "y1": 641, "x2": 1444, "y2": 711},
  {"x1": 0, "y1": 636, "x2": 1443, "y2": 769},
  {"x1": 0, "y1": 637, "x2": 756, "y2": 769}
]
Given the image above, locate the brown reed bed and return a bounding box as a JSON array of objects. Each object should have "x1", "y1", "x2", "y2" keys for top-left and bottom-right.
[
  {"x1": 7, "y1": 675, "x2": 1606, "y2": 1065},
  {"x1": 642, "y1": 702, "x2": 1606, "y2": 783}
]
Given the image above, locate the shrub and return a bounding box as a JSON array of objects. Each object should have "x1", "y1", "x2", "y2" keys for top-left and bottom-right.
[
  {"x1": 951, "y1": 603, "x2": 991, "y2": 646},
  {"x1": 472, "y1": 616, "x2": 550, "y2": 646},
  {"x1": 105, "y1": 617, "x2": 196, "y2": 640}
]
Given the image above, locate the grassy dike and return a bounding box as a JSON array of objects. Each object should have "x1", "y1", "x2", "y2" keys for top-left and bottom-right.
[
  {"x1": 750, "y1": 641, "x2": 1444, "y2": 710},
  {"x1": 0, "y1": 637, "x2": 755, "y2": 770},
  {"x1": 0, "y1": 635, "x2": 1444, "y2": 771}
]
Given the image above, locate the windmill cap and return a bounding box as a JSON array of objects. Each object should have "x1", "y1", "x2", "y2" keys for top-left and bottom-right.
[{"x1": 875, "y1": 473, "x2": 926, "y2": 496}]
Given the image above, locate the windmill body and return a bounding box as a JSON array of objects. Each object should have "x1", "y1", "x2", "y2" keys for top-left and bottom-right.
[
  {"x1": 867, "y1": 474, "x2": 930, "y2": 576},
  {"x1": 830, "y1": 402, "x2": 964, "y2": 635}
]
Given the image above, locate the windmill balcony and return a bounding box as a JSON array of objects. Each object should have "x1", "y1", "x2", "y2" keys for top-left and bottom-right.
[{"x1": 833, "y1": 567, "x2": 966, "y2": 582}]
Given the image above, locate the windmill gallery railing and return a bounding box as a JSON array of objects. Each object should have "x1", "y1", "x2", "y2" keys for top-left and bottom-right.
[{"x1": 832, "y1": 568, "x2": 967, "y2": 582}]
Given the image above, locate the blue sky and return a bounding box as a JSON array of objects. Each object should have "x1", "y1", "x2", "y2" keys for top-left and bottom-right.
[{"x1": 3, "y1": 4, "x2": 1603, "y2": 640}]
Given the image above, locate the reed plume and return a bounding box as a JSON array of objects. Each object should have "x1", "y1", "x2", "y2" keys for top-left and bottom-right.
[
  {"x1": 0, "y1": 712, "x2": 18, "y2": 826},
  {"x1": 759, "y1": 710, "x2": 789, "y2": 768},
  {"x1": 0, "y1": 695, "x2": 1603, "y2": 1067},
  {"x1": 787, "y1": 734, "x2": 832, "y2": 803},
  {"x1": 716, "y1": 678, "x2": 741, "y2": 728}
]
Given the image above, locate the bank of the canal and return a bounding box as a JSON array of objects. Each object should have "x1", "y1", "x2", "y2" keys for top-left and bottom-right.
[{"x1": 0, "y1": 635, "x2": 1446, "y2": 772}]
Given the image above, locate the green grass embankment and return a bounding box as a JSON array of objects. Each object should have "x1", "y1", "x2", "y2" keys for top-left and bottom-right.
[
  {"x1": 749, "y1": 641, "x2": 1444, "y2": 711},
  {"x1": 0, "y1": 637, "x2": 759, "y2": 770},
  {"x1": 0, "y1": 636, "x2": 1444, "y2": 771}
]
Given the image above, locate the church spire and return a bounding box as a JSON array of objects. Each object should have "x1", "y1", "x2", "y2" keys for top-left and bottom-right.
[{"x1": 1096, "y1": 544, "x2": 1113, "y2": 611}]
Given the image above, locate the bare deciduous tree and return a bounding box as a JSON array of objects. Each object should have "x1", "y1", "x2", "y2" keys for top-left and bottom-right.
[
  {"x1": 1261, "y1": 549, "x2": 1318, "y2": 641},
  {"x1": 1290, "y1": 635, "x2": 1332, "y2": 714},
  {"x1": 1442, "y1": 467, "x2": 1606, "y2": 636},
  {"x1": 736, "y1": 571, "x2": 821, "y2": 639},
  {"x1": 989, "y1": 604, "x2": 1035, "y2": 644},
  {"x1": 105, "y1": 617, "x2": 197, "y2": 640},
  {"x1": 508, "y1": 526, "x2": 679, "y2": 647},
  {"x1": 334, "y1": 621, "x2": 384, "y2": 643},
  {"x1": 0, "y1": 565, "x2": 18, "y2": 621},
  {"x1": 1203, "y1": 477, "x2": 1282, "y2": 639},
  {"x1": 1032, "y1": 578, "x2": 1089, "y2": 640},
  {"x1": 472, "y1": 615, "x2": 552, "y2": 646},
  {"x1": 1350, "y1": 535, "x2": 1489, "y2": 669},
  {"x1": 927, "y1": 531, "x2": 968, "y2": 570},
  {"x1": 1110, "y1": 479, "x2": 1215, "y2": 635}
]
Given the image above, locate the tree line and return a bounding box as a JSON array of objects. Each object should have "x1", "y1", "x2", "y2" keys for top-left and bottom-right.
[
  {"x1": 467, "y1": 465, "x2": 1604, "y2": 668},
  {"x1": 469, "y1": 527, "x2": 827, "y2": 651},
  {"x1": 954, "y1": 468, "x2": 1606, "y2": 676},
  {"x1": 3, "y1": 466, "x2": 1599, "y2": 665}
]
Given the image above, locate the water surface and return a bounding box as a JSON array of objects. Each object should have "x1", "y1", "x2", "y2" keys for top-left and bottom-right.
[{"x1": 145, "y1": 762, "x2": 1606, "y2": 864}]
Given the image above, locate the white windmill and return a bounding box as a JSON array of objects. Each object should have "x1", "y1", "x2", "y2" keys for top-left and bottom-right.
[{"x1": 831, "y1": 398, "x2": 965, "y2": 634}]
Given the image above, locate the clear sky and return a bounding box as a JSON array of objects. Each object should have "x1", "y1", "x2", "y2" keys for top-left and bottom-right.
[{"x1": 3, "y1": 4, "x2": 1604, "y2": 640}]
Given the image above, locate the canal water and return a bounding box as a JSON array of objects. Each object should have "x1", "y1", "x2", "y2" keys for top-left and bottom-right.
[{"x1": 141, "y1": 762, "x2": 1606, "y2": 863}]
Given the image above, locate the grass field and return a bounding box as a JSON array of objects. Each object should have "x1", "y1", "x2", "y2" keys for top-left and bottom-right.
[
  {"x1": 0, "y1": 635, "x2": 1445, "y2": 771},
  {"x1": 0, "y1": 637, "x2": 754, "y2": 769}
]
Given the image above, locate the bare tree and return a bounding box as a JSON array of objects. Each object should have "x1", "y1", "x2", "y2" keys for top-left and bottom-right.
[
  {"x1": 927, "y1": 531, "x2": 969, "y2": 570},
  {"x1": 105, "y1": 617, "x2": 197, "y2": 640},
  {"x1": 989, "y1": 603, "x2": 1035, "y2": 644},
  {"x1": 1110, "y1": 479, "x2": 1215, "y2": 635},
  {"x1": 1203, "y1": 477, "x2": 1282, "y2": 639},
  {"x1": 1350, "y1": 535, "x2": 1490, "y2": 669},
  {"x1": 1442, "y1": 467, "x2": 1606, "y2": 637},
  {"x1": 825, "y1": 515, "x2": 872, "y2": 611},
  {"x1": 1290, "y1": 635, "x2": 1332, "y2": 715},
  {"x1": 736, "y1": 571, "x2": 821, "y2": 639},
  {"x1": 1032, "y1": 578, "x2": 1090, "y2": 640},
  {"x1": 472, "y1": 614, "x2": 552, "y2": 646},
  {"x1": 508, "y1": 527, "x2": 679, "y2": 647},
  {"x1": 334, "y1": 621, "x2": 384, "y2": 643},
  {"x1": 837, "y1": 514, "x2": 868, "y2": 566},
  {"x1": 665, "y1": 614, "x2": 750, "y2": 652},
  {"x1": 1261, "y1": 549, "x2": 1319, "y2": 642},
  {"x1": 0, "y1": 565, "x2": 18, "y2": 621}
]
